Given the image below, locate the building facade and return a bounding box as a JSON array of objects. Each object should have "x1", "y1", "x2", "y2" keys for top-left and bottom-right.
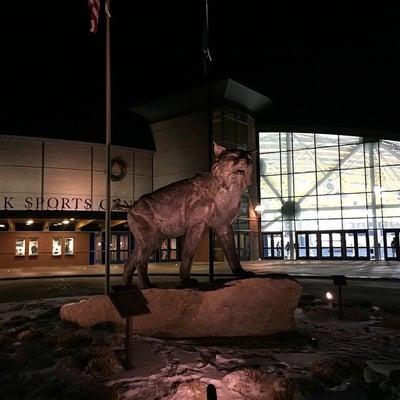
[
  {"x1": 0, "y1": 134, "x2": 153, "y2": 268},
  {"x1": 259, "y1": 131, "x2": 400, "y2": 261}
]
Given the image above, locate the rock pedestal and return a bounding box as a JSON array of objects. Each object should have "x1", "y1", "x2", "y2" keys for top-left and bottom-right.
[{"x1": 60, "y1": 278, "x2": 302, "y2": 337}]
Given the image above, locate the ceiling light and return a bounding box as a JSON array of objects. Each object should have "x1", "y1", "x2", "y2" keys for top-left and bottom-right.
[
  {"x1": 0, "y1": 224, "x2": 5, "y2": 228},
  {"x1": 62, "y1": 219, "x2": 70, "y2": 225},
  {"x1": 69, "y1": 218, "x2": 75, "y2": 221},
  {"x1": 26, "y1": 219, "x2": 34, "y2": 225}
]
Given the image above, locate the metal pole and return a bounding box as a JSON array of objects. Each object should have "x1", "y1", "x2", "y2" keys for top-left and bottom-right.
[
  {"x1": 203, "y1": 0, "x2": 214, "y2": 284},
  {"x1": 105, "y1": 0, "x2": 111, "y2": 295},
  {"x1": 338, "y1": 284, "x2": 343, "y2": 320},
  {"x1": 126, "y1": 316, "x2": 133, "y2": 369}
]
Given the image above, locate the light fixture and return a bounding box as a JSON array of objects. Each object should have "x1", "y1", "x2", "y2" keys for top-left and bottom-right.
[
  {"x1": 62, "y1": 219, "x2": 70, "y2": 225},
  {"x1": 325, "y1": 291, "x2": 334, "y2": 301},
  {"x1": 254, "y1": 204, "x2": 265, "y2": 214},
  {"x1": 69, "y1": 218, "x2": 75, "y2": 221},
  {"x1": 0, "y1": 224, "x2": 5, "y2": 228},
  {"x1": 26, "y1": 219, "x2": 34, "y2": 225}
]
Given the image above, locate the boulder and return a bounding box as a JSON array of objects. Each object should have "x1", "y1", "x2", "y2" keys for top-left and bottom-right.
[{"x1": 60, "y1": 278, "x2": 302, "y2": 337}]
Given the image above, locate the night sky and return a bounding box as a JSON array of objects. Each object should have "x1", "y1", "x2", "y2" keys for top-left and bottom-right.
[{"x1": 1, "y1": 1, "x2": 400, "y2": 148}]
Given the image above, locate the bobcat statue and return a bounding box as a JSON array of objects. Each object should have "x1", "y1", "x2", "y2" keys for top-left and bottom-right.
[{"x1": 122, "y1": 142, "x2": 255, "y2": 288}]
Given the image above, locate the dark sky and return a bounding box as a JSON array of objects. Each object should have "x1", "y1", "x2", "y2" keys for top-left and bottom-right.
[{"x1": 1, "y1": 1, "x2": 400, "y2": 148}]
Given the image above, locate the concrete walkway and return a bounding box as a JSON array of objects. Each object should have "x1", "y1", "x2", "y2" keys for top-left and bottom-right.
[{"x1": 1, "y1": 259, "x2": 399, "y2": 280}]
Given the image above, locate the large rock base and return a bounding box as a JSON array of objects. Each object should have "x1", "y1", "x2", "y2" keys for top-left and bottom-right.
[{"x1": 60, "y1": 278, "x2": 302, "y2": 337}]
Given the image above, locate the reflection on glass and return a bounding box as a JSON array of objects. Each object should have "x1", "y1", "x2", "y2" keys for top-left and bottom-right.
[
  {"x1": 29, "y1": 239, "x2": 39, "y2": 256},
  {"x1": 52, "y1": 238, "x2": 62, "y2": 256},
  {"x1": 65, "y1": 238, "x2": 74, "y2": 255},
  {"x1": 15, "y1": 239, "x2": 25, "y2": 256}
]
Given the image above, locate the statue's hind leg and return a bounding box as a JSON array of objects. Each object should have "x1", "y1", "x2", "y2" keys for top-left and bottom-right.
[{"x1": 122, "y1": 253, "x2": 136, "y2": 286}]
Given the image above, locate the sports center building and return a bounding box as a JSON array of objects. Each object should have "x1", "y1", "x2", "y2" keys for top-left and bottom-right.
[{"x1": 1, "y1": 79, "x2": 400, "y2": 269}]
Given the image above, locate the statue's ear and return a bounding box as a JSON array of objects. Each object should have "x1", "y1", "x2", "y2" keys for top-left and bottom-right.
[{"x1": 213, "y1": 141, "x2": 226, "y2": 157}]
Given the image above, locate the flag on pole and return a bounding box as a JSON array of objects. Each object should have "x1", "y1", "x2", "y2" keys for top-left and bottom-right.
[
  {"x1": 202, "y1": 0, "x2": 212, "y2": 77},
  {"x1": 88, "y1": 0, "x2": 100, "y2": 33}
]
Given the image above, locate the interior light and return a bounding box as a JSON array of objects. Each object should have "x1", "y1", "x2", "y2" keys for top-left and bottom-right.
[
  {"x1": 69, "y1": 218, "x2": 75, "y2": 221},
  {"x1": 0, "y1": 224, "x2": 5, "y2": 228},
  {"x1": 26, "y1": 219, "x2": 34, "y2": 225},
  {"x1": 62, "y1": 219, "x2": 70, "y2": 225},
  {"x1": 254, "y1": 204, "x2": 265, "y2": 213}
]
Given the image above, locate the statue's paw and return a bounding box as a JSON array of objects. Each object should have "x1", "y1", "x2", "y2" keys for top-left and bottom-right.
[
  {"x1": 140, "y1": 282, "x2": 157, "y2": 290},
  {"x1": 180, "y1": 278, "x2": 199, "y2": 288},
  {"x1": 234, "y1": 269, "x2": 257, "y2": 279}
]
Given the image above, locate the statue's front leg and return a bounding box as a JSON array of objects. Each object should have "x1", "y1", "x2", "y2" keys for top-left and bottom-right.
[
  {"x1": 180, "y1": 224, "x2": 206, "y2": 285},
  {"x1": 214, "y1": 225, "x2": 256, "y2": 278}
]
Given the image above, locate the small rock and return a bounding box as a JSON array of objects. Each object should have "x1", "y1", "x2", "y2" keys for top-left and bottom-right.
[
  {"x1": 363, "y1": 366, "x2": 384, "y2": 384},
  {"x1": 17, "y1": 329, "x2": 43, "y2": 342}
]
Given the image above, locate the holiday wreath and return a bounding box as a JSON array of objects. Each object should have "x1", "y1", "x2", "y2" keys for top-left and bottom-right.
[{"x1": 111, "y1": 156, "x2": 128, "y2": 182}]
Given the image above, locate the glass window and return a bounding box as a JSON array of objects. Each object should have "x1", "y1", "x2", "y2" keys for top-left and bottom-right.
[
  {"x1": 293, "y1": 149, "x2": 316, "y2": 173},
  {"x1": 295, "y1": 220, "x2": 318, "y2": 230},
  {"x1": 364, "y1": 142, "x2": 380, "y2": 168},
  {"x1": 262, "y1": 221, "x2": 283, "y2": 232},
  {"x1": 28, "y1": 239, "x2": 39, "y2": 256},
  {"x1": 294, "y1": 172, "x2": 316, "y2": 197},
  {"x1": 380, "y1": 165, "x2": 400, "y2": 191},
  {"x1": 383, "y1": 217, "x2": 400, "y2": 229},
  {"x1": 15, "y1": 239, "x2": 25, "y2": 256},
  {"x1": 65, "y1": 238, "x2": 74, "y2": 255},
  {"x1": 297, "y1": 196, "x2": 317, "y2": 220},
  {"x1": 292, "y1": 133, "x2": 315, "y2": 150},
  {"x1": 259, "y1": 132, "x2": 280, "y2": 153},
  {"x1": 280, "y1": 132, "x2": 292, "y2": 152},
  {"x1": 341, "y1": 168, "x2": 366, "y2": 193},
  {"x1": 280, "y1": 151, "x2": 292, "y2": 175},
  {"x1": 260, "y1": 175, "x2": 281, "y2": 198},
  {"x1": 380, "y1": 141, "x2": 400, "y2": 165},
  {"x1": 318, "y1": 194, "x2": 341, "y2": 209},
  {"x1": 340, "y1": 144, "x2": 365, "y2": 169},
  {"x1": 342, "y1": 218, "x2": 367, "y2": 229},
  {"x1": 52, "y1": 238, "x2": 62, "y2": 256},
  {"x1": 260, "y1": 152, "x2": 281, "y2": 175},
  {"x1": 342, "y1": 193, "x2": 367, "y2": 218},
  {"x1": 317, "y1": 170, "x2": 340, "y2": 195},
  {"x1": 261, "y1": 197, "x2": 283, "y2": 212},
  {"x1": 316, "y1": 134, "x2": 338, "y2": 147},
  {"x1": 339, "y1": 135, "x2": 362, "y2": 145},
  {"x1": 318, "y1": 219, "x2": 342, "y2": 230},
  {"x1": 316, "y1": 146, "x2": 339, "y2": 171}
]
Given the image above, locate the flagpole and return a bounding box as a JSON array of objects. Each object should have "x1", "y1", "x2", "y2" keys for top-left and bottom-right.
[
  {"x1": 105, "y1": 0, "x2": 111, "y2": 295},
  {"x1": 203, "y1": 0, "x2": 214, "y2": 284}
]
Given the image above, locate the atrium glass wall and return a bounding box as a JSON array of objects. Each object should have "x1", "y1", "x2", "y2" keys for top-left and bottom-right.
[{"x1": 259, "y1": 132, "x2": 400, "y2": 261}]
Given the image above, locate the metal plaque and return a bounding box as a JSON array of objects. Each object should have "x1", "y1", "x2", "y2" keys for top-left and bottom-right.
[{"x1": 108, "y1": 285, "x2": 151, "y2": 318}]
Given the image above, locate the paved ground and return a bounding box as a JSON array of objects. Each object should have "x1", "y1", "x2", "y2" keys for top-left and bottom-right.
[{"x1": 1, "y1": 259, "x2": 400, "y2": 280}]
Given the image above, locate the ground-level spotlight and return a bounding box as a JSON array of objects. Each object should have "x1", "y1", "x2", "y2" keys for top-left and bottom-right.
[{"x1": 325, "y1": 291, "x2": 334, "y2": 301}]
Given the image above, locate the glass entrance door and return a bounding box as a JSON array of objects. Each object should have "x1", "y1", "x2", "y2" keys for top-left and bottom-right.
[
  {"x1": 296, "y1": 232, "x2": 318, "y2": 259},
  {"x1": 384, "y1": 230, "x2": 400, "y2": 260},
  {"x1": 320, "y1": 231, "x2": 343, "y2": 259},
  {"x1": 236, "y1": 232, "x2": 250, "y2": 261},
  {"x1": 344, "y1": 231, "x2": 370, "y2": 260},
  {"x1": 262, "y1": 233, "x2": 283, "y2": 259}
]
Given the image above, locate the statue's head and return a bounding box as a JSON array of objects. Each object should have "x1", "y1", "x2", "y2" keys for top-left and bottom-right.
[{"x1": 212, "y1": 142, "x2": 253, "y2": 190}]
